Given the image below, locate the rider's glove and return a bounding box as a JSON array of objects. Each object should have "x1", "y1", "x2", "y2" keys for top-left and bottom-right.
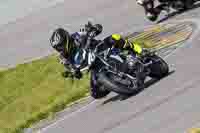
[
  {"x1": 73, "y1": 68, "x2": 83, "y2": 79},
  {"x1": 62, "y1": 67, "x2": 82, "y2": 79},
  {"x1": 62, "y1": 71, "x2": 72, "y2": 78}
]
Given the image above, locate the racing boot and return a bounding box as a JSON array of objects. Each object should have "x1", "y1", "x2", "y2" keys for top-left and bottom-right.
[{"x1": 146, "y1": 12, "x2": 158, "y2": 21}]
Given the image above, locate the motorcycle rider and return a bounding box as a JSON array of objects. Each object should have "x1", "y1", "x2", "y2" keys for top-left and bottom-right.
[
  {"x1": 50, "y1": 23, "x2": 146, "y2": 81},
  {"x1": 49, "y1": 22, "x2": 103, "y2": 79},
  {"x1": 136, "y1": 0, "x2": 194, "y2": 21},
  {"x1": 136, "y1": 0, "x2": 169, "y2": 21}
]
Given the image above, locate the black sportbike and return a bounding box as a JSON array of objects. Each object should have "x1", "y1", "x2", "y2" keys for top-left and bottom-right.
[
  {"x1": 88, "y1": 41, "x2": 169, "y2": 99},
  {"x1": 65, "y1": 22, "x2": 169, "y2": 99}
]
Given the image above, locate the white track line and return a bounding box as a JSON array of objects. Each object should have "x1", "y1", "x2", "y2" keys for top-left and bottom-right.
[{"x1": 39, "y1": 100, "x2": 97, "y2": 132}]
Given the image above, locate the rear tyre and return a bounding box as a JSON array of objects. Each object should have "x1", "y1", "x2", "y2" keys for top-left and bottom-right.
[
  {"x1": 90, "y1": 71, "x2": 110, "y2": 99},
  {"x1": 148, "y1": 55, "x2": 169, "y2": 79},
  {"x1": 184, "y1": 0, "x2": 194, "y2": 9}
]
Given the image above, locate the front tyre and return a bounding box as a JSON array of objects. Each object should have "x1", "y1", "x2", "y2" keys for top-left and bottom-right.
[
  {"x1": 90, "y1": 71, "x2": 110, "y2": 99},
  {"x1": 97, "y1": 71, "x2": 144, "y2": 95}
]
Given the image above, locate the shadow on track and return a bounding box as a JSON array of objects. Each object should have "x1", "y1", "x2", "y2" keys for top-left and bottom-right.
[
  {"x1": 101, "y1": 70, "x2": 175, "y2": 105},
  {"x1": 157, "y1": 2, "x2": 200, "y2": 24}
]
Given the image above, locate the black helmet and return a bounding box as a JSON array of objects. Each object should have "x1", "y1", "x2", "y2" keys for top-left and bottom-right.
[{"x1": 50, "y1": 28, "x2": 73, "y2": 56}]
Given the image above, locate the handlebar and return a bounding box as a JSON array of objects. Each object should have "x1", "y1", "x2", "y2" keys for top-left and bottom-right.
[{"x1": 84, "y1": 21, "x2": 103, "y2": 38}]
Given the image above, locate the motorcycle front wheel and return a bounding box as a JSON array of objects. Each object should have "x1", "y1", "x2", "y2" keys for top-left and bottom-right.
[
  {"x1": 90, "y1": 70, "x2": 110, "y2": 99},
  {"x1": 97, "y1": 71, "x2": 144, "y2": 95}
]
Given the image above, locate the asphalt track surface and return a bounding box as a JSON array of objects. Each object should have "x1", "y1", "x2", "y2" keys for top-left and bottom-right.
[{"x1": 1, "y1": 0, "x2": 200, "y2": 133}]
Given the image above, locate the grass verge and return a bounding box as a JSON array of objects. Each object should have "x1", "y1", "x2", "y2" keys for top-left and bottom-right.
[{"x1": 0, "y1": 55, "x2": 90, "y2": 133}]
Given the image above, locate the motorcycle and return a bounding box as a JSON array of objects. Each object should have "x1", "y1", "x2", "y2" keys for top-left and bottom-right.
[
  {"x1": 87, "y1": 40, "x2": 169, "y2": 98},
  {"x1": 137, "y1": 0, "x2": 197, "y2": 21},
  {"x1": 66, "y1": 23, "x2": 169, "y2": 99}
]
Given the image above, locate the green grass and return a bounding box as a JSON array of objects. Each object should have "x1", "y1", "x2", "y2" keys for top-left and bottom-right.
[{"x1": 0, "y1": 55, "x2": 90, "y2": 133}]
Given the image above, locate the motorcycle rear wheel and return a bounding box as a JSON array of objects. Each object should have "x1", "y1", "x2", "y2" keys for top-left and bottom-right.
[{"x1": 148, "y1": 55, "x2": 169, "y2": 79}]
